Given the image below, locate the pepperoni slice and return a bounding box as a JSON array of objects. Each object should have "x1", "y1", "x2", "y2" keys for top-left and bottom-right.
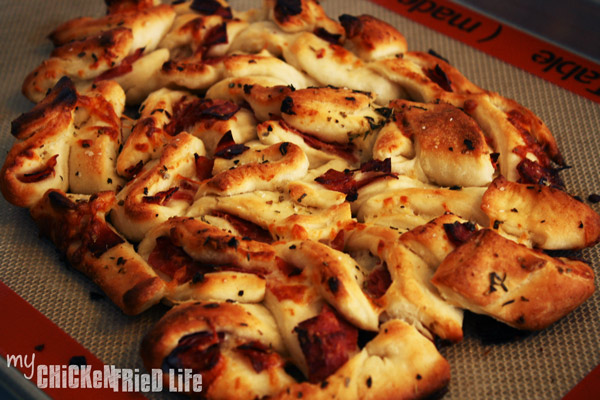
[
  {"x1": 364, "y1": 264, "x2": 392, "y2": 299},
  {"x1": 443, "y1": 221, "x2": 477, "y2": 246},
  {"x1": 294, "y1": 305, "x2": 358, "y2": 383},
  {"x1": 211, "y1": 211, "x2": 273, "y2": 243},
  {"x1": 190, "y1": 0, "x2": 233, "y2": 18},
  {"x1": 278, "y1": 120, "x2": 358, "y2": 163},
  {"x1": 85, "y1": 219, "x2": 125, "y2": 258},
  {"x1": 148, "y1": 236, "x2": 218, "y2": 283},
  {"x1": 94, "y1": 48, "x2": 144, "y2": 82},
  {"x1": 165, "y1": 99, "x2": 240, "y2": 136},
  {"x1": 162, "y1": 330, "x2": 225, "y2": 393},
  {"x1": 516, "y1": 158, "x2": 564, "y2": 188},
  {"x1": 19, "y1": 155, "x2": 59, "y2": 183},
  {"x1": 236, "y1": 341, "x2": 281, "y2": 373},
  {"x1": 424, "y1": 64, "x2": 453, "y2": 92},
  {"x1": 142, "y1": 187, "x2": 179, "y2": 205},
  {"x1": 314, "y1": 159, "x2": 396, "y2": 201},
  {"x1": 194, "y1": 154, "x2": 214, "y2": 181}
]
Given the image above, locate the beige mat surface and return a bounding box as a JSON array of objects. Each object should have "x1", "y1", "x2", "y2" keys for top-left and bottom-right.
[{"x1": 0, "y1": 1, "x2": 598, "y2": 399}]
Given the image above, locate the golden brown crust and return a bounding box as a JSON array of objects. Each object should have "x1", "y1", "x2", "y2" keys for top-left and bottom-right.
[
  {"x1": 198, "y1": 142, "x2": 309, "y2": 196},
  {"x1": 386, "y1": 99, "x2": 495, "y2": 187},
  {"x1": 280, "y1": 87, "x2": 384, "y2": 145},
  {"x1": 186, "y1": 189, "x2": 352, "y2": 242},
  {"x1": 345, "y1": 223, "x2": 464, "y2": 341},
  {"x1": 482, "y1": 176, "x2": 600, "y2": 249},
  {"x1": 340, "y1": 14, "x2": 407, "y2": 61},
  {"x1": 68, "y1": 81, "x2": 126, "y2": 194},
  {"x1": 141, "y1": 300, "x2": 294, "y2": 399},
  {"x1": 116, "y1": 87, "x2": 193, "y2": 177},
  {"x1": 356, "y1": 184, "x2": 488, "y2": 232},
  {"x1": 284, "y1": 32, "x2": 404, "y2": 104},
  {"x1": 265, "y1": 0, "x2": 345, "y2": 37},
  {"x1": 2, "y1": 78, "x2": 125, "y2": 207},
  {"x1": 29, "y1": 190, "x2": 165, "y2": 315},
  {"x1": 161, "y1": 50, "x2": 316, "y2": 91},
  {"x1": 371, "y1": 53, "x2": 563, "y2": 179},
  {"x1": 274, "y1": 239, "x2": 380, "y2": 331},
  {"x1": 206, "y1": 78, "x2": 293, "y2": 121},
  {"x1": 24, "y1": 28, "x2": 134, "y2": 103},
  {"x1": 48, "y1": 4, "x2": 175, "y2": 48},
  {"x1": 273, "y1": 320, "x2": 450, "y2": 400},
  {"x1": 1, "y1": 78, "x2": 76, "y2": 207},
  {"x1": 25, "y1": 5, "x2": 174, "y2": 103},
  {"x1": 432, "y1": 229, "x2": 595, "y2": 330},
  {"x1": 138, "y1": 216, "x2": 278, "y2": 272},
  {"x1": 111, "y1": 132, "x2": 206, "y2": 241}
]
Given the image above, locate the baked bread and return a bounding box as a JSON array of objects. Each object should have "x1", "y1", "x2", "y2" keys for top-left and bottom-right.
[
  {"x1": 432, "y1": 228, "x2": 595, "y2": 330},
  {"x1": 2, "y1": 0, "x2": 599, "y2": 399}
]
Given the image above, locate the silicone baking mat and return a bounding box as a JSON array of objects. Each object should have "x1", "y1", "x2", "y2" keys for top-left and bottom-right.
[{"x1": 0, "y1": 1, "x2": 598, "y2": 399}]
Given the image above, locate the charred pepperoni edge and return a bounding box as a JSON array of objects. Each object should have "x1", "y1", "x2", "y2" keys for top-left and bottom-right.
[
  {"x1": 203, "y1": 23, "x2": 228, "y2": 49},
  {"x1": 125, "y1": 160, "x2": 144, "y2": 178},
  {"x1": 162, "y1": 330, "x2": 225, "y2": 394},
  {"x1": 79, "y1": 217, "x2": 125, "y2": 259},
  {"x1": 148, "y1": 235, "x2": 225, "y2": 283},
  {"x1": 213, "y1": 131, "x2": 250, "y2": 159},
  {"x1": 165, "y1": 99, "x2": 240, "y2": 136},
  {"x1": 18, "y1": 155, "x2": 59, "y2": 183},
  {"x1": 94, "y1": 47, "x2": 145, "y2": 82},
  {"x1": 294, "y1": 305, "x2": 358, "y2": 383},
  {"x1": 211, "y1": 211, "x2": 274, "y2": 244},
  {"x1": 274, "y1": 0, "x2": 303, "y2": 23},
  {"x1": 214, "y1": 130, "x2": 236, "y2": 153},
  {"x1": 235, "y1": 341, "x2": 281, "y2": 373},
  {"x1": 338, "y1": 14, "x2": 361, "y2": 38},
  {"x1": 509, "y1": 110, "x2": 553, "y2": 165},
  {"x1": 314, "y1": 169, "x2": 354, "y2": 194},
  {"x1": 11, "y1": 77, "x2": 77, "y2": 137},
  {"x1": 516, "y1": 158, "x2": 565, "y2": 189},
  {"x1": 314, "y1": 158, "x2": 396, "y2": 201},
  {"x1": 424, "y1": 64, "x2": 453, "y2": 92},
  {"x1": 313, "y1": 28, "x2": 342, "y2": 45},
  {"x1": 330, "y1": 230, "x2": 345, "y2": 252},
  {"x1": 443, "y1": 221, "x2": 477, "y2": 246},
  {"x1": 360, "y1": 158, "x2": 392, "y2": 173},
  {"x1": 48, "y1": 190, "x2": 78, "y2": 210},
  {"x1": 213, "y1": 143, "x2": 249, "y2": 159},
  {"x1": 190, "y1": 0, "x2": 233, "y2": 19},
  {"x1": 142, "y1": 187, "x2": 180, "y2": 205}
]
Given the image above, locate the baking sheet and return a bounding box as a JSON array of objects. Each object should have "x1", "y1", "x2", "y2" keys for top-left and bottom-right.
[{"x1": 0, "y1": 1, "x2": 598, "y2": 399}]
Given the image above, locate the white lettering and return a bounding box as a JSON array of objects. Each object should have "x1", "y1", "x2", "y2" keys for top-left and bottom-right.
[
  {"x1": 68, "y1": 366, "x2": 79, "y2": 389},
  {"x1": 6, "y1": 353, "x2": 36, "y2": 379},
  {"x1": 36, "y1": 365, "x2": 47, "y2": 388},
  {"x1": 151, "y1": 369, "x2": 163, "y2": 392},
  {"x1": 122, "y1": 369, "x2": 133, "y2": 392},
  {"x1": 79, "y1": 366, "x2": 92, "y2": 389}
]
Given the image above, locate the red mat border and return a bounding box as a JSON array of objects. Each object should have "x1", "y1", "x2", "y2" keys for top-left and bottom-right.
[
  {"x1": 368, "y1": 0, "x2": 600, "y2": 104},
  {"x1": 0, "y1": 281, "x2": 145, "y2": 400}
]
